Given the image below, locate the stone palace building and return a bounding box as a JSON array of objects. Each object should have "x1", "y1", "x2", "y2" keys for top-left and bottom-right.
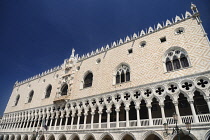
[{"x1": 1, "y1": 3, "x2": 210, "y2": 140}]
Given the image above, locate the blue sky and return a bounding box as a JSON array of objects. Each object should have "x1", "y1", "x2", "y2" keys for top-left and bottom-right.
[{"x1": 0, "y1": 0, "x2": 209, "y2": 116}]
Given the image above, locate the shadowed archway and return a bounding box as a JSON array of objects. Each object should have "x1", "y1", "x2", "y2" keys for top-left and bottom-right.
[{"x1": 145, "y1": 134, "x2": 161, "y2": 140}]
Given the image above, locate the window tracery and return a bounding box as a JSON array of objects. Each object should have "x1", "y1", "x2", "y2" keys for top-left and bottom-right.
[
  {"x1": 164, "y1": 48, "x2": 190, "y2": 72},
  {"x1": 116, "y1": 65, "x2": 130, "y2": 84},
  {"x1": 175, "y1": 27, "x2": 185, "y2": 34}
]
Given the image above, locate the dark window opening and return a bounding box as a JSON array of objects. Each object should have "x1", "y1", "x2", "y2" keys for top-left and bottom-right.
[
  {"x1": 45, "y1": 85, "x2": 52, "y2": 98},
  {"x1": 140, "y1": 41, "x2": 146, "y2": 47},
  {"x1": 121, "y1": 71, "x2": 125, "y2": 83},
  {"x1": 15, "y1": 95, "x2": 20, "y2": 106},
  {"x1": 84, "y1": 72, "x2": 93, "y2": 88},
  {"x1": 116, "y1": 72, "x2": 120, "y2": 84},
  {"x1": 126, "y1": 70, "x2": 130, "y2": 81},
  {"x1": 28, "y1": 91, "x2": 34, "y2": 103},
  {"x1": 166, "y1": 58, "x2": 173, "y2": 72},
  {"x1": 128, "y1": 49, "x2": 133, "y2": 54},
  {"x1": 61, "y1": 84, "x2": 68, "y2": 96},
  {"x1": 173, "y1": 56, "x2": 181, "y2": 70},
  {"x1": 180, "y1": 54, "x2": 189, "y2": 68},
  {"x1": 160, "y1": 37, "x2": 166, "y2": 43}
]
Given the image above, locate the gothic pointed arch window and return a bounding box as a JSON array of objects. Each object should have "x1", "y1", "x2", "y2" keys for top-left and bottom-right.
[
  {"x1": 173, "y1": 56, "x2": 181, "y2": 70},
  {"x1": 61, "y1": 84, "x2": 68, "y2": 96},
  {"x1": 83, "y1": 72, "x2": 93, "y2": 88},
  {"x1": 116, "y1": 64, "x2": 130, "y2": 84},
  {"x1": 15, "y1": 94, "x2": 20, "y2": 106},
  {"x1": 166, "y1": 57, "x2": 173, "y2": 71},
  {"x1": 164, "y1": 47, "x2": 190, "y2": 72},
  {"x1": 180, "y1": 54, "x2": 189, "y2": 68},
  {"x1": 28, "y1": 90, "x2": 34, "y2": 103},
  {"x1": 45, "y1": 84, "x2": 52, "y2": 98}
]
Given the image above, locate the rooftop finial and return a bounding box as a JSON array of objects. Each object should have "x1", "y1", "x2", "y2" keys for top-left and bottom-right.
[
  {"x1": 71, "y1": 48, "x2": 75, "y2": 58},
  {"x1": 191, "y1": 3, "x2": 198, "y2": 14}
]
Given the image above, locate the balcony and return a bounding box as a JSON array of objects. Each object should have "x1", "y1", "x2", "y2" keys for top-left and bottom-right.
[{"x1": 1, "y1": 113, "x2": 210, "y2": 133}]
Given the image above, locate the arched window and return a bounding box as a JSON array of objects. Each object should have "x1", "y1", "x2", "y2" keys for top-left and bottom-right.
[
  {"x1": 166, "y1": 57, "x2": 173, "y2": 71},
  {"x1": 45, "y1": 85, "x2": 52, "y2": 98},
  {"x1": 173, "y1": 56, "x2": 181, "y2": 70},
  {"x1": 15, "y1": 94, "x2": 20, "y2": 106},
  {"x1": 28, "y1": 90, "x2": 34, "y2": 103},
  {"x1": 61, "y1": 84, "x2": 68, "y2": 96},
  {"x1": 164, "y1": 48, "x2": 190, "y2": 72},
  {"x1": 83, "y1": 72, "x2": 93, "y2": 88},
  {"x1": 180, "y1": 54, "x2": 189, "y2": 68},
  {"x1": 116, "y1": 64, "x2": 130, "y2": 84}
]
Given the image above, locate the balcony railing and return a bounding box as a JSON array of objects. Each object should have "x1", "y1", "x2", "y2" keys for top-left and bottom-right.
[{"x1": 1, "y1": 113, "x2": 210, "y2": 132}]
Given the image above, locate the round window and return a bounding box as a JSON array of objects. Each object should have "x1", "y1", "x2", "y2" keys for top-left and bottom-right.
[
  {"x1": 139, "y1": 41, "x2": 146, "y2": 47},
  {"x1": 96, "y1": 58, "x2": 101, "y2": 64},
  {"x1": 175, "y1": 27, "x2": 184, "y2": 34}
]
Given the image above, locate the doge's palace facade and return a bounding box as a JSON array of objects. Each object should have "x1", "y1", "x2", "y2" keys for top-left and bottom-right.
[{"x1": 1, "y1": 4, "x2": 210, "y2": 140}]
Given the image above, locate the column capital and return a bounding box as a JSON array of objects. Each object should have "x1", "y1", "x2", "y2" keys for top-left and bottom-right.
[
  {"x1": 159, "y1": 103, "x2": 164, "y2": 108},
  {"x1": 84, "y1": 113, "x2": 88, "y2": 116},
  {"x1": 188, "y1": 99, "x2": 194, "y2": 104},
  {"x1": 146, "y1": 104, "x2": 152, "y2": 108},
  {"x1": 106, "y1": 110, "x2": 112, "y2": 114},
  {"x1": 77, "y1": 113, "x2": 81, "y2": 117},
  {"x1": 91, "y1": 112, "x2": 95, "y2": 115},
  {"x1": 125, "y1": 107, "x2": 130, "y2": 111},
  {"x1": 135, "y1": 106, "x2": 140, "y2": 110},
  {"x1": 98, "y1": 111, "x2": 102, "y2": 114},
  {"x1": 173, "y1": 101, "x2": 178, "y2": 106},
  {"x1": 115, "y1": 109, "x2": 120, "y2": 112},
  {"x1": 204, "y1": 97, "x2": 210, "y2": 102}
]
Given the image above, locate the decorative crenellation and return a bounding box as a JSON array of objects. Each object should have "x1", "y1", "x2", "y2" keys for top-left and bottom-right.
[
  {"x1": 14, "y1": 66, "x2": 62, "y2": 87},
  {"x1": 77, "y1": 11, "x2": 193, "y2": 62},
  {"x1": 12, "y1": 10, "x2": 196, "y2": 87}
]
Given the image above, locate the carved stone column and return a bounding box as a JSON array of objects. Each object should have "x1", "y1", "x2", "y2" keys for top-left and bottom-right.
[
  {"x1": 115, "y1": 108, "x2": 120, "y2": 128},
  {"x1": 49, "y1": 111, "x2": 55, "y2": 130},
  {"x1": 54, "y1": 111, "x2": 60, "y2": 129},
  {"x1": 98, "y1": 111, "x2": 102, "y2": 129},
  {"x1": 91, "y1": 112, "x2": 95, "y2": 129},
  {"x1": 173, "y1": 101, "x2": 182, "y2": 124},
  {"x1": 83, "y1": 112, "x2": 88, "y2": 129},
  {"x1": 159, "y1": 103, "x2": 167, "y2": 124},
  {"x1": 135, "y1": 106, "x2": 141, "y2": 127},
  {"x1": 188, "y1": 100, "x2": 199, "y2": 123},
  {"x1": 125, "y1": 107, "x2": 130, "y2": 127},
  {"x1": 77, "y1": 113, "x2": 81, "y2": 129},
  {"x1": 147, "y1": 104, "x2": 153, "y2": 126},
  {"x1": 205, "y1": 98, "x2": 210, "y2": 112},
  {"x1": 70, "y1": 113, "x2": 75, "y2": 130},
  {"x1": 59, "y1": 110, "x2": 65, "y2": 130},
  {"x1": 106, "y1": 109, "x2": 111, "y2": 128},
  {"x1": 65, "y1": 111, "x2": 70, "y2": 130}
]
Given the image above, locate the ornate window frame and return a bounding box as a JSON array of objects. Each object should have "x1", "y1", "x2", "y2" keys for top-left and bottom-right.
[
  {"x1": 163, "y1": 47, "x2": 191, "y2": 72},
  {"x1": 114, "y1": 63, "x2": 130, "y2": 85},
  {"x1": 60, "y1": 83, "x2": 68, "y2": 96}
]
